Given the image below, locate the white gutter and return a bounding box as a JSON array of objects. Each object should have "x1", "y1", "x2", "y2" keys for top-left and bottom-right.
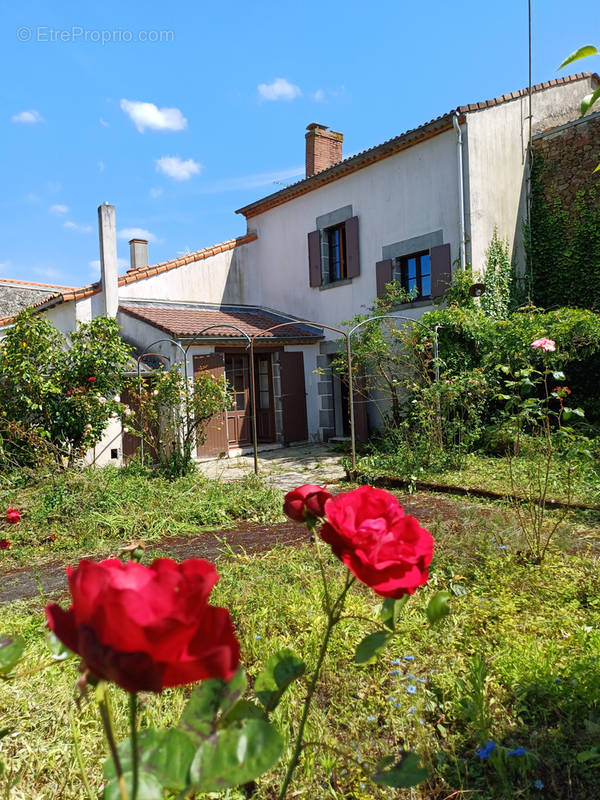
[{"x1": 453, "y1": 112, "x2": 467, "y2": 270}]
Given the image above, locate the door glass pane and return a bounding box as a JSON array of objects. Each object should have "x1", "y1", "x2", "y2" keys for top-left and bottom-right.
[
  {"x1": 408, "y1": 258, "x2": 417, "y2": 279},
  {"x1": 421, "y1": 274, "x2": 431, "y2": 296},
  {"x1": 260, "y1": 390, "x2": 270, "y2": 409},
  {"x1": 236, "y1": 392, "x2": 245, "y2": 411},
  {"x1": 420, "y1": 253, "x2": 430, "y2": 277}
]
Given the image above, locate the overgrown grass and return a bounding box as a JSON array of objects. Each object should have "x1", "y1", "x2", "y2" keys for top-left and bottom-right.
[
  {"x1": 351, "y1": 448, "x2": 600, "y2": 506},
  {"x1": 0, "y1": 466, "x2": 284, "y2": 568},
  {"x1": 2, "y1": 497, "x2": 600, "y2": 799}
]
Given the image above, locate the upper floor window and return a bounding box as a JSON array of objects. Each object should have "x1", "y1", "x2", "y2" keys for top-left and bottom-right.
[
  {"x1": 395, "y1": 251, "x2": 431, "y2": 298},
  {"x1": 326, "y1": 224, "x2": 347, "y2": 282}
]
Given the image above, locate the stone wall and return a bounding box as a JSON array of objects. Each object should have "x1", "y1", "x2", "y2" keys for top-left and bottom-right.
[
  {"x1": 0, "y1": 285, "x2": 56, "y2": 318},
  {"x1": 532, "y1": 111, "x2": 600, "y2": 212}
]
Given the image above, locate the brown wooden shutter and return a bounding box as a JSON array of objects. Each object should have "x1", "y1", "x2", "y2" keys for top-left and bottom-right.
[
  {"x1": 375, "y1": 259, "x2": 393, "y2": 299},
  {"x1": 345, "y1": 216, "x2": 360, "y2": 278},
  {"x1": 279, "y1": 351, "x2": 308, "y2": 444},
  {"x1": 193, "y1": 353, "x2": 228, "y2": 457},
  {"x1": 308, "y1": 230, "x2": 322, "y2": 287},
  {"x1": 430, "y1": 243, "x2": 452, "y2": 298}
]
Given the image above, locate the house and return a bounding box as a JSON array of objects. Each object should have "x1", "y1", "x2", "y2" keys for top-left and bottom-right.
[{"x1": 1, "y1": 71, "x2": 598, "y2": 463}]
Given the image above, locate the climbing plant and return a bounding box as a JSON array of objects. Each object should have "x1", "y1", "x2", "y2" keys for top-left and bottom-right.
[{"x1": 480, "y1": 229, "x2": 512, "y2": 319}]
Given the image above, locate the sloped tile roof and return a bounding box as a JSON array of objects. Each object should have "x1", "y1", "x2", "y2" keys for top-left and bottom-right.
[{"x1": 119, "y1": 304, "x2": 323, "y2": 341}]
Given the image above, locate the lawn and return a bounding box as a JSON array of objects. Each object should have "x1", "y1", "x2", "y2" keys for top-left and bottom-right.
[
  {"x1": 0, "y1": 466, "x2": 285, "y2": 569},
  {"x1": 2, "y1": 483, "x2": 600, "y2": 799},
  {"x1": 350, "y1": 448, "x2": 600, "y2": 507}
]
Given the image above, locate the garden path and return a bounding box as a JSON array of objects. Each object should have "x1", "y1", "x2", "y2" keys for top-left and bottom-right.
[{"x1": 196, "y1": 442, "x2": 347, "y2": 491}]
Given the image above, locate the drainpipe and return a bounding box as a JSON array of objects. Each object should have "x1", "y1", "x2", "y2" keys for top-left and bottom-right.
[{"x1": 453, "y1": 113, "x2": 467, "y2": 271}]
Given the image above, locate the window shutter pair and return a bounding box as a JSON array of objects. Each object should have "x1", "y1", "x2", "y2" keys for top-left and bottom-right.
[
  {"x1": 308, "y1": 216, "x2": 360, "y2": 287},
  {"x1": 375, "y1": 243, "x2": 452, "y2": 299}
]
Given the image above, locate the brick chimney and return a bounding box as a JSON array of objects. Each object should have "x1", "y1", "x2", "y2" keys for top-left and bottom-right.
[
  {"x1": 128, "y1": 239, "x2": 148, "y2": 271},
  {"x1": 305, "y1": 123, "x2": 343, "y2": 178}
]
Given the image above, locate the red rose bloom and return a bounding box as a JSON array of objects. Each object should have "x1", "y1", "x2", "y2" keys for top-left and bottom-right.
[
  {"x1": 45, "y1": 557, "x2": 240, "y2": 693},
  {"x1": 5, "y1": 507, "x2": 20, "y2": 524},
  {"x1": 320, "y1": 486, "x2": 434, "y2": 598},
  {"x1": 0, "y1": 539, "x2": 10, "y2": 550},
  {"x1": 88, "y1": 376, "x2": 96, "y2": 382},
  {"x1": 284, "y1": 484, "x2": 332, "y2": 523}
]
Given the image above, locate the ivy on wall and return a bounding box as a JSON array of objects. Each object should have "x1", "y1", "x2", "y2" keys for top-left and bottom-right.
[{"x1": 526, "y1": 153, "x2": 600, "y2": 311}]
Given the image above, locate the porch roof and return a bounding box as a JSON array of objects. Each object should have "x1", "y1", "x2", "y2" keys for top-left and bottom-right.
[{"x1": 119, "y1": 303, "x2": 324, "y2": 343}]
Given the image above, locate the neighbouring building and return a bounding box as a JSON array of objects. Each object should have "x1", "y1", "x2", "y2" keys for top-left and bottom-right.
[{"x1": 1, "y1": 71, "x2": 598, "y2": 463}]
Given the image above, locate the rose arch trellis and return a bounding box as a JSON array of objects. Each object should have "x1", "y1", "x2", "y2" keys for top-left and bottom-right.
[{"x1": 133, "y1": 317, "x2": 439, "y2": 472}]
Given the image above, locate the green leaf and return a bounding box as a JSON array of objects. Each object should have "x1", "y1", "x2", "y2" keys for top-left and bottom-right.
[
  {"x1": 372, "y1": 751, "x2": 428, "y2": 788},
  {"x1": 254, "y1": 649, "x2": 306, "y2": 712},
  {"x1": 189, "y1": 719, "x2": 283, "y2": 792},
  {"x1": 558, "y1": 45, "x2": 598, "y2": 70},
  {"x1": 426, "y1": 591, "x2": 452, "y2": 625},
  {"x1": 103, "y1": 729, "x2": 195, "y2": 792},
  {"x1": 220, "y1": 699, "x2": 268, "y2": 727},
  {"x1": 103, "y1": 772, "x2": 163, "y2": 800},
  {"x1": 0, "y1": 635, "x2": 25, "y2": 675},
  {"x1": 47, "y1": 632, "x2": 72, "y2": 661},
  {"x1": 354, "y1": 631, "x2": 390, "y2": 664},
  {"x1": 178, "y1": 667, "x2": 247, "y2": 743},
  {"x1": 380, "y1": 596, "x2": 409, "y2": 631},
  {"x1": 581, "y1": 87, "x2": 600, "y2": 115}
]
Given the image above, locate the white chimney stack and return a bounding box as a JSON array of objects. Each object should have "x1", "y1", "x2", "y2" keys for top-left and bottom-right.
[
  {"x1": 128, "y1": 238, "x2": 148, "y2": 271},
  {"x1": 98, "y1": 203, "x2": 119, "y2": 318}
]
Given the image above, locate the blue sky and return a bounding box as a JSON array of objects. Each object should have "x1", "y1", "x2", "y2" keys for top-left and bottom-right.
[{"x1": 2, "y1": 0, "x2": 597, "y2": 288}]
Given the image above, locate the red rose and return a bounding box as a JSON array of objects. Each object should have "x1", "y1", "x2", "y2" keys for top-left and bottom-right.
[
  {"x1": 5, "y1": 507, "x2": 20, "y2": 524},
  {"x1": 320, "y1": 486, "x2": 434, "y2": 598},
  {"x1": 284, "y1": 484, "x2": 332, "y2": 523},
  {"x1": 45, "y1": 558, "x2": 240, "y2": 693},
  {"x1": 0, "y1": 539, "x2": 10, "y2": 550},
  {"x1": 88, "y1": 376, "x2": 96, "y2": 382}
]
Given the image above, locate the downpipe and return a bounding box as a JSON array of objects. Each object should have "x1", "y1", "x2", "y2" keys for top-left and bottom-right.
[{"x1": 453, "y1": 112, "x2": 467, "y2": 271}]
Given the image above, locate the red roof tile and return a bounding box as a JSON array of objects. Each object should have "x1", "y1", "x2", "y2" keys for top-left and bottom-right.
[{"x1": 119, "y1": 305, "x2": 322, "y2": 341}]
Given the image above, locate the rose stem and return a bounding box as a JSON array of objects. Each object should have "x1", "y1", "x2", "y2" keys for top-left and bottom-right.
[
  {"x1": 129, "y1": 693, "x2": 139, "y2": 800},
  {"x1": 98, "y1": 686, "x2": 129, "y2": 800},
  {"x1": 278, "y1": 572, "x2": 354, "y2": 800},
  {"x1": 68, "y1": 706, "x2": 96, "y2": 800}
]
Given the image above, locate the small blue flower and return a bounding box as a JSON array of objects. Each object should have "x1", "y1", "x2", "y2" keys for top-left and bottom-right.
[
  {"x1": 406, "y1": 684, "x2": 417, "y2": 694},
  {"x1": 391, "y1": 669, "x2": 401, "y2": 676},
  {"x1": 476, "y1": 741, "x2": 496, "y2": 759},
  {"x1": 418, "y1": 718, "x2": 424, "y2": 725},
  {"x1": 391, "y1": 659, "x2": 402, "y2": 665},
  {"x1": 387, "y1": 695, "x2": 395, "y2": 702},
  {"x1": 508, "y1": 747, "x2": 526, "y2": 756},
  {"x1": 403, "y1": 655, "x2": 415, "y2": 661},
  {"x1": 367, "y1": 715, "x2": 376, "y2": 722},
  {"x1": 404, "y1": 674, "x2": 415, "y2": 680},
  {"x1": 416, "y1": 678, "x2": 427, "y2": 683},
  {"x1": 499, "y1": 545, "x2": 506, "y2": 550},
  {"x1": 408, "y1": 706, "x2": 417, "y2": 714},
  {"x1": 533, "y1": 779, "x2": 544, "y2": 790}
]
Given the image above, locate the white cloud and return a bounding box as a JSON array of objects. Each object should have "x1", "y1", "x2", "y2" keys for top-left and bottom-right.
[
  {"x1": 11, "y1": 110, "x2": 44, "y2": 124},
  {"x1": 120, "y1": 99, "x2": 187, "y2": 133},
  {"x1": 155, "y1": 156, "x2": 202, "y2": 181},
  {"x1": 98, "y1": 160, "x2": 105, "y2": 172},
  {"x1": 34, "y1": 266, "x2": 64, "y2": 281},
  {"x1": 312, "y1": 89, "x2": 326, "y2": 103},
  {"x1": 196, "y1": 165, "x2": 304, "y2": 194},
  {"x1": 257, "y1": 78, "x2": 301, "y2": 102},
  {"x1": 49, "y1": 204, "x2": 69, "y2": 215},
  {"x1": 149, "y1": 187, "x2": 163, "y2": 198},
  {"x1": 64, "y1": 220, "x2": 92, "y2": 233},
  {"x1": 99, "y1": 117, "x2": 109, "y2": 127},
  {"x1": 118, "y1": 227, "x2": 158, "y2": 243}
]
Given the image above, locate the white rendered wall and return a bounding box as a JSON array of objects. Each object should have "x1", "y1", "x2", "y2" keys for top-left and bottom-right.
[
  {"x1": 242, "y1": 130, "x2": 460, "y2": 337},
  {"x1": 464, "y1": 77, "x2": 598, "y2": 277}
]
